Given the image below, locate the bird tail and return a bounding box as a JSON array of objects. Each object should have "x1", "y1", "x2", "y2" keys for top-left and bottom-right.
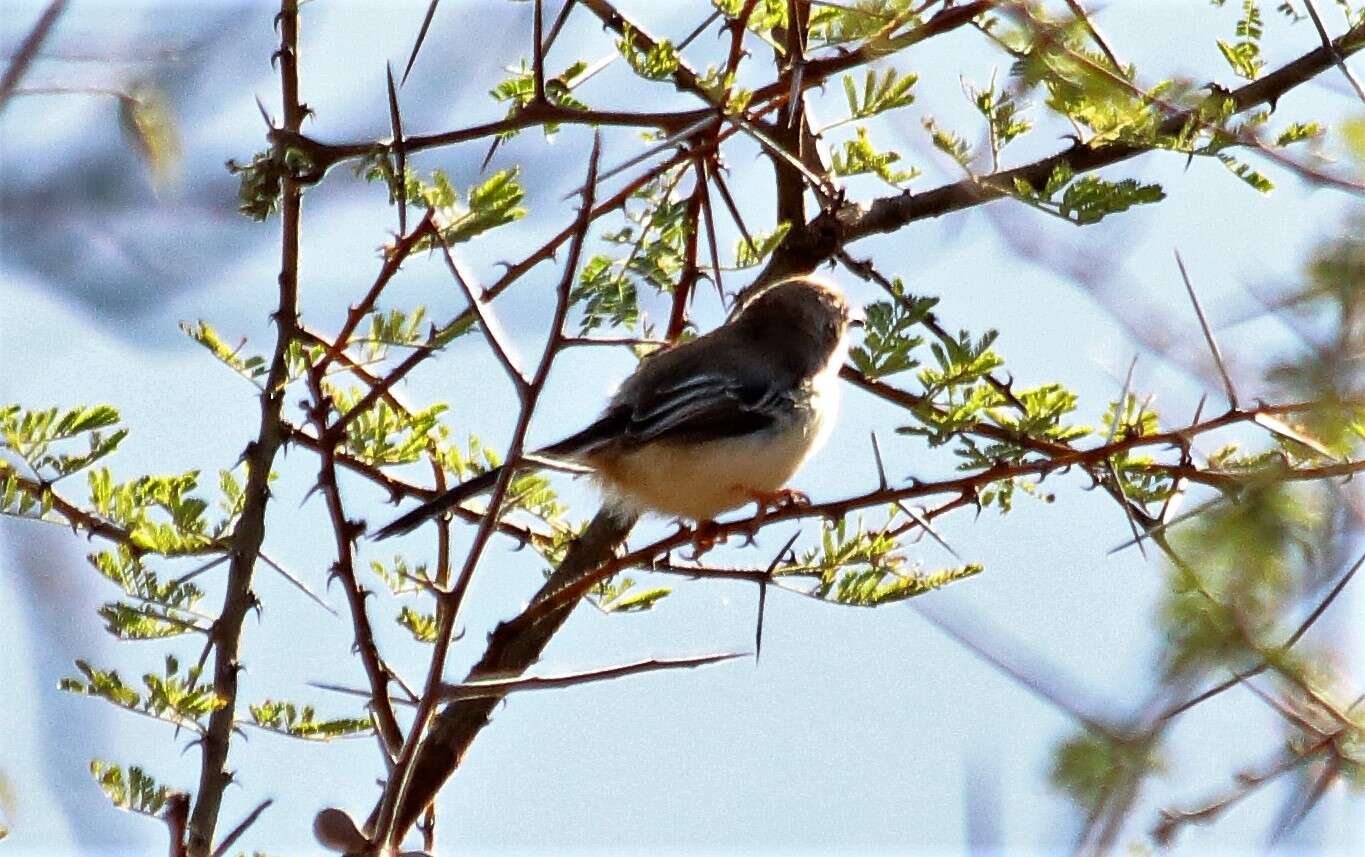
[
  {"x1": 369, "y1": 466, "x2": 503, "y2": 540},
  {"x1": 369, "y1": 411, "x2": 626, "y2": 541}
]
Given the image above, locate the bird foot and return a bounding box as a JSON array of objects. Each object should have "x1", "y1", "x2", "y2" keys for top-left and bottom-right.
[
  {"x1": 737, "y1": 487, "x2": 810, "y2": 544},
  {"x1": 686, "y1": 519, "x2": 725, "y2": 559}
]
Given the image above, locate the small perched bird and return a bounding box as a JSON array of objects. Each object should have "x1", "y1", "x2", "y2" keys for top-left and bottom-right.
[{"x1": 372, "y1": 275, "x2": 862, "y2": 541}]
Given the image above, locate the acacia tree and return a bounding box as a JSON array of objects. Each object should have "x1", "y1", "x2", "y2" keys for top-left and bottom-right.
[{"x1": 3, "y1": 1, "x2": 1364, "y2": 854}]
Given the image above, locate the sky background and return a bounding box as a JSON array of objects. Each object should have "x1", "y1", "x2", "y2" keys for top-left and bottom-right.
[{"x1": 2, "y1": 1, "x2": 1363, "y2": 854}]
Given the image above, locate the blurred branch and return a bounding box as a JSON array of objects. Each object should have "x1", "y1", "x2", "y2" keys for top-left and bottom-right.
[{"x1": 0, "y1": 0, "x2": 67, "y2": 111}]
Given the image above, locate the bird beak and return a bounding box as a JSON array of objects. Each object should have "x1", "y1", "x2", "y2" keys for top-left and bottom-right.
[{"x1": 848, "y1": 305, "x2": 866, "y2": 329}]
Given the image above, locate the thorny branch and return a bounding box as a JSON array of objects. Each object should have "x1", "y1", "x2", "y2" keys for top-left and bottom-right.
[
  {"x1": 372, "y1": 136, "x2": 604, "y2": 852},
  {"x1": 755, "y1": 18, "x2": 1365, "y2": 284},
  {"x1": 186, "y1": 2, "x2": 304, "y2": 854}
]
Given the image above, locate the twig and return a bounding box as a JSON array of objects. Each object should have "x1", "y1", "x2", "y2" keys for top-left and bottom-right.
[
  {"x1": 755, "y1": 530, "x2": 802, "y2": 661},
  {"x1": 1104, "y1": 355, "x2": 1149, "y2": 560},
  {"x1": 532, "y1": 0, "x2": 547, "y2": 103},
  {"x1": 437, "y1": 653, "x2": 746, "y2": 699},
  {"x1": 163, "y1": 792, "x2": 190, "y2": 857},
  {"x1": 835, "y1": 249, "x2": 1027, "y2": 413},
  {"x1": 1153, "y1": 737, "x2": 1332, "y2": 847},
  {"x1": 208, "y1": 799, "x2": 274, "y2": 857},
  {"x1": 399, "y1": 0, "x2": 441, "y2": 86},
  {"x1": 312, "y1": 209, "x2": 436, "y2": 378},
  {"x1": 0, "y1": 0, "x2": 67, "y2": 111},
  {"x1": 375, "y1": 134, "x2": 603, "y2": 852},
  {"x1": 432, "y1": 231, "x2": 530, "y2": 390},
  {"x1": 667, "y1": 165, "x2": 707, "y2": 340},
  {"x1": 1304, "y1": 0, "x2": 1365, "y2": 103},
  {"x1": 756, "y1": 19, "x2": 1365, "y2": 285},
  {"x1": 1174, "y1": 250, "x2": 1238, "y2": 410},
  {"x1": 322, "y1": 130, "x2": 739, "y2": 445},
  {"x1": 305, "y1": 364, "x2": 404, "y2": 761},
  {"x1": 385, "y1": 63, "x2": 407, "y2": 234}
]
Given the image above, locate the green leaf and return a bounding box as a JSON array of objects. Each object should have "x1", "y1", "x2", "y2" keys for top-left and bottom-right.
[
  {"x1": 371, "y1": 556, "x2": 433, "y2": 596},
  {"x1": 180, "y1": 321, "x2": 269, "y2": 385},
  {"x1": 97, "y1": 602, "x2": 201, "y2": 640},
  {"x1": 250, "y1": 700, "x2": 374, "y2": 740},
  {"x1": 89, "y1": 761, "x2": 174, "y2": 818},
  {"x1": 810, "y1": 0, "x2": 920, "y2": 47},
  {"x1": 1050, "y1": 732, "x2": 1163, "y2": 811},
  {"x1": 329, "y1": 385, "x2": 448, "y2": 468},
  {"x1": 1275, "y1": 121, "x2": 1321, "y2": 146},
  {"x1": 1057, "y1": 175, "x2": 1166, "y2": 224},
  {"x1": 986, "y1": 383, "x2": 1091, "y2": 446},
  {"x1": 573, "y1": 254, "x2": 641, "y2": 333},
  {"x1": 398, "y1": 606, "x2": 439, "y2": 643},
  {"x1": 922, "y1": 117, "x2": 973, "y2": 169},
  {"x1": 591, "y1": 576, "x2": 671, "y2": 613},
  {"x1": 618, "y1": 25, "x2": 680, "y2": 80},
  {"x1": 87, "y1": 469, "x2": 216, "y2": 555},
  {"x1": 967, "y1": 77, "x2": 1032, "y2": 160},
  {"x1": 841, "y1": 67, "x2": 918, "y2": 120},
  {"x1": 732, "y1": 222, "x2": 792, "y2": 269},
  {"x1": 1216, "y1": 1, "x2": 1265, "y2": 80},
  {"x1": 361, "y1": 306, "x2": 429, "y2": 362},
  {"x1": 442, "y1": 168, "x2": 527, "y2": 244},
  {"x1": 1216, "y1": 153, "x2": 1274, "y2": 193},
  {"x1": 787, "y1": 516, "x2": 981, "y2": 606},
  {"x1": 1, "y1": 404, "x2": 128, "y2": 484},
  {"x1": 831, "y1": 127, "x2": 920, "y2": 187},
  {"x1": 848, "y1": 280, "x2": 934, "y2": 378},
  {"x1": 226, "y1": 149, "x2": 286, "y2": 221},
  {"x1": 490, "y1": 59, "x2": 590, "y2": 138},
  {"x1": 62, "y1": 655, "x2": 224, "y2": 731}
]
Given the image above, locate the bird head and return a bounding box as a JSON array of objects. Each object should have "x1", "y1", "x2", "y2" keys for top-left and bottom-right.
[{"x1": 736, "y1": 274, "x2": 862, "y2": 376}]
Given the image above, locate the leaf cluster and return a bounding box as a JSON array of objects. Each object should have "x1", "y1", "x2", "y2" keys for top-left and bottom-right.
[
  {"x1": 61, "y1": 655, "x2": 225, "y2": 733},
  {"x1": 249, "y1": 700, "x2": 374, "y2": 741}
]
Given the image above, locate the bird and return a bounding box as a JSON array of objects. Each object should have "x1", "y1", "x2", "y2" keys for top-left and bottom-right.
[{"x1": 371, "y1": 274, "x2": 862, "y2": 542}]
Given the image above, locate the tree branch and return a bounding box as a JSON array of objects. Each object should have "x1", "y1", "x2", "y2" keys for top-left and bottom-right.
[
  {"x1": 756, "y1": 19, "x2": 1365, "y2": 284},
  {"x1": 185, "y1": 2, "x2": 304, "y2": 853}
]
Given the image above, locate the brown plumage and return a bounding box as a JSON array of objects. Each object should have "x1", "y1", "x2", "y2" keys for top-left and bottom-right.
[{"x1": 372, "y1": 275, "x2": 860, "y2": 539}]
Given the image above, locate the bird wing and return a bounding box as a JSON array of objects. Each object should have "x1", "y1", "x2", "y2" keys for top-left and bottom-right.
[{"x1": 616, "y1": 373, "x2": 793, "y2": 446}]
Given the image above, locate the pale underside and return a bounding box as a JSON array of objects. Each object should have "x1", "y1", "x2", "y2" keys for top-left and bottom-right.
[{"x1": 591, "y1": 369, "x2": 840, "y2": 521}]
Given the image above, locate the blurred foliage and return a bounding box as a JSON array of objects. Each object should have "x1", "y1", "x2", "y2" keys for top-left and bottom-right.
[
  {"x1": 1051, "y1": 731, "x2": 1163, "y2": 812},
  {"x1": 118, "y1": 82, "x2": 182, "y2": 192}
]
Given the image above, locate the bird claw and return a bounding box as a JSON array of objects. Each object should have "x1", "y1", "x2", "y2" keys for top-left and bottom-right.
[
  {"x1": 687, "y1": 520, "x2": 724, "y2": 559},
  {"x1": 738, "y1": 487, "x2": 810, "y2": 541}
]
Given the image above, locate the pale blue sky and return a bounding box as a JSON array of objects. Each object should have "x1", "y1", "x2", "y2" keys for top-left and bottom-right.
[{"x1": 2, "y1": 1, "x2": 1362, "y2": 855}]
